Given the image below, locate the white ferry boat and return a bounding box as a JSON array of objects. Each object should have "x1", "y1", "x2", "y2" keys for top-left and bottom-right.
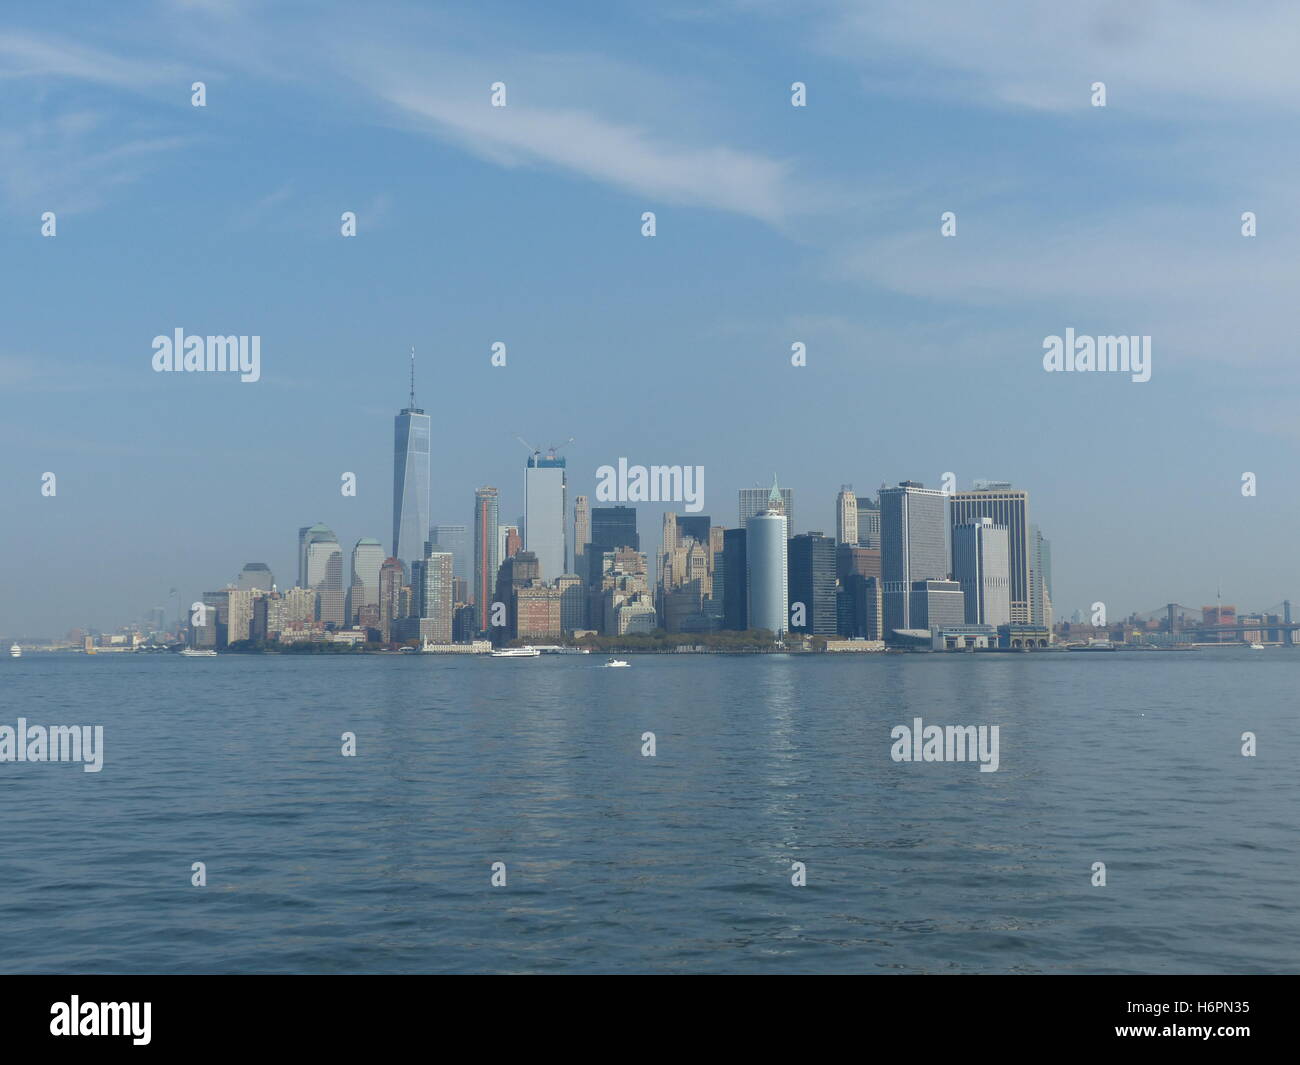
[
  {"x1": 180, "y1": 648, "x2": 218, "y2": 657},
  {"x1": 9, "y1": 643, "x2": 21, "y2": 658},
  {"x1": 491, "y1": 646, "x2": 540, "y2": 658},
  {"x1": 1248, "y1": 642, "x2": 1264, "y2": 650}
]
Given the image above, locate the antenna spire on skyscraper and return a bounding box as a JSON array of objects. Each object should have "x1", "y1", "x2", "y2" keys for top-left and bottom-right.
[
  {"x1": 409, "y1": 346, "x2": 416, "y2": 408},
  {"x1": 765, "y1": 474, "x2": 786, "y2": 516}
]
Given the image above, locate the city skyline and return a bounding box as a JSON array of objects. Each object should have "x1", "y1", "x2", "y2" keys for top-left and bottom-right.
[{"x1": 5, "y1": 357, "x2": 1293, "y2": 638}]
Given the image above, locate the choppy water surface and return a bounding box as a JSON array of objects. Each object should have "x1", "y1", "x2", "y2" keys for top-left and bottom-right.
[{"x1": 1, "y1": 651, "x2": 1296, "y2": 973}]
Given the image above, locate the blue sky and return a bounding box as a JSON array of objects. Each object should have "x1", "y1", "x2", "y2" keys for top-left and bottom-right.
[{"x1": 3, "y1": 0, "x2": 1299, "y2": 636}]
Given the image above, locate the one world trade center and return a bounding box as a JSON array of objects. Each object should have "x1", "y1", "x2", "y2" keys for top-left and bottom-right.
[{"x1": 392, "y1": 349, "x2": 431, "y2": 575}]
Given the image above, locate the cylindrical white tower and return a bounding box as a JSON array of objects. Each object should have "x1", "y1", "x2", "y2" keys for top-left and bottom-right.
[{"x1": 747, "y1": 506, "x2": 788, "y2": 635}]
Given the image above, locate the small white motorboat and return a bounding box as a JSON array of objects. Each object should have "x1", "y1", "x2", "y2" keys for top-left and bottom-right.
[{"x1": 604, "y1": 658, "x2": 630, "y2": 668}]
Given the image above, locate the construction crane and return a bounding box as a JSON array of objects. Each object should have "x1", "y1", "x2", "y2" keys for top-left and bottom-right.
[{"x1": 514, "y1": 434, "x2": 574, "y2": 461}]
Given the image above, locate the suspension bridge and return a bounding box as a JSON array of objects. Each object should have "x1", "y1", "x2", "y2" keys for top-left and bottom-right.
[{"x1": 1130, "y1": 601, "x2": 1296, "y2": 643}]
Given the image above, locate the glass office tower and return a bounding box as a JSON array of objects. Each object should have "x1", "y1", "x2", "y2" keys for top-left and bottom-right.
[
  {"x1": 880, "y1": 481, "x2": 949, "y2": 635},
  {"x1": 392, "y1": 354, "x2": 431, "y2": 574},
  {"x1": 525, "y1": 454, "x2": 567, "y2": 580},
  {"x1": 949, "y1": 484, "x2": 1030, "y2": 623}
]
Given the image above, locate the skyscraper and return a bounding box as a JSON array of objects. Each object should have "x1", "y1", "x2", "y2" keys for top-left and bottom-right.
[
  {"x1": 788, "y1": 532, "x2": 837, "y2": 635},
  {"x1": 1029, "y1": 524, "x2": 1053, "y2": 629},
  {"x1": 392, "y1": 350, "x2": 431, "y2": 574},
  {"x1": 556, "y1": 573, "x2": 585, "y2": 633},
  {"x1": 573, "y1": 495, "x2": 590, "y2": 585},
  {"x1": 676, "y1": 515, "x2": 711, "y2": 545},
  {"x1": 740, "y1": 485, "x2": 794, "y2": 538},
  {"x1": 952, "y1": 518, "x2": 1011, "y2": 626},
  {"x1": 592, "y1": 505, "x2": 639, "y2": 551},
  {"x1": 348, "y1": 538, "x2": 384, "y2": 624},
  {"x1": 501, "y1": 525, "x2": 521, "y2": 562},
  {"x1": 589, "y1": 546, "x2": 653, "y2": 635},
  {"x1": 856, "y1": 495, "x2": 881, "y2": 549},
  {"x1": 880, "y1": 481, "x2": 949, "y2": 635},
  {"x1": 660, "y1": 533, "x2": 713, "y2": 633},
  {"x1": 710, "y1": 528, "x2": 727, "y2": 625},
  {"x1": 525, "y1": 450, "x2": 567, "y2": 580},
  {"x1": 282, "y1": 587, "x2": 316, "y2": 627},
  {"x1": 378, "y1": 556, "x2": 403, "y2": 642},
  {"x1": 493, "y1": 550, "x2": 542, "y2": 642},
  {"x1": 837, "y1": 544, "x2": 881, "y2": 582},
  {"x1": 722, "y1": 528, "x2": 747, "y2": 631},
  {"x1": 473, "y1": 487, "x2": 499, "y2": 625},
  {"x1": 250, "y1": 595, "x2": 271, "y2": 643},
  {"x1": 298, "y1": 523, "x2": 334, "y2": 588},
  {"x1": 306, "y1": 526, "x2": 345, "y2": 627},
  {"x1": 429, "y1": 523, "x2": 470, "y2": 585},
  {"x1": 226, "y1": 588, "x2": 263, "y2": 643},
  {"x1": 417, "y1": 548, "x2": 454, "y2": 644},
  {"x1": 515, "y1": 584, "x2": 564, "y2": 640},
  {"x1": 838, "y1": 574, "x2": 883, "y2": 640},
  {"x1": 235, "y1": 562, "x2": 273, "y2": 592},
  {"x1": 746, "y1": 478, "x2": 789, "y2": 635},
  {"x1": 836, "y1": 487, "x2": 858, "y2": 549},
  {"x1": 949, "y1": 483, "x2": 1030, "y2": 623},
  {"x1": 661, "y1": 511, "x2": 677, "y2": 556}
]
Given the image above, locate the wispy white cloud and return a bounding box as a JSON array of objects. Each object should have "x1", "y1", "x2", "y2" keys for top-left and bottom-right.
[
  {"x1": 0, "y1": 113, "x2": 186, "y2": 215},
  {"x1": 827, "y1": 197, "x2": 1300, "y2": 368},
  {"x1": 381, "y1": 85, "x2": 793, "y2": 224},
  {"x1": 317, "y1": 18, "x2": 805, "y2": 226},
  {"x1": 228, "y1": 182, "x2": 295, "y2": 231},
  {"x1": 0, "y1": 8, "x2": 809, "y2": 226},
  {"x1": 0, "y1": 28, "x2": 191, "y2": 216},
  {"x1": 0, "y1": 30, "x2": 180, "y2": 88}
]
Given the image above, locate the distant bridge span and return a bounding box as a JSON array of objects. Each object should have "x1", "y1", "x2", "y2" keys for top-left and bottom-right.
[{"x1": 1131, "y1": 602, "x2": 1296, "y2": 642}]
